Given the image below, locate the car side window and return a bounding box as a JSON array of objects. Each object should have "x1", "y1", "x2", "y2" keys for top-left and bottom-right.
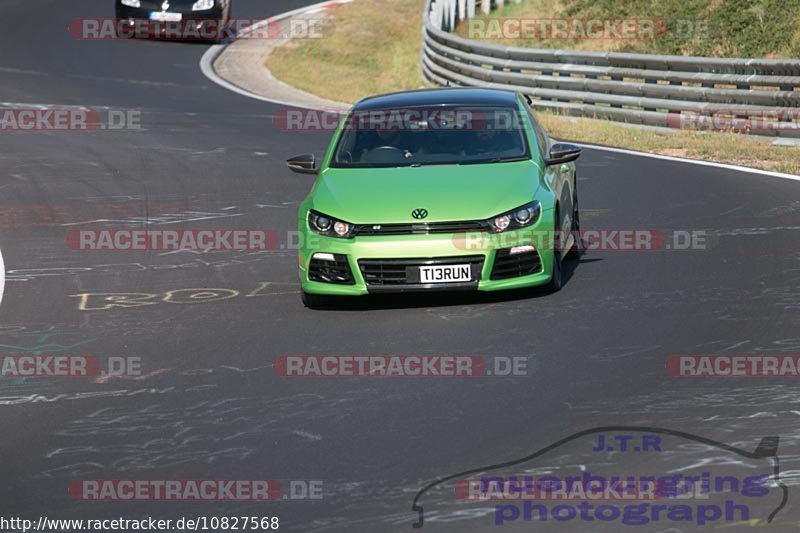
[{"x1": 523, "y1": 101, "x2": 548, "y2": 162}]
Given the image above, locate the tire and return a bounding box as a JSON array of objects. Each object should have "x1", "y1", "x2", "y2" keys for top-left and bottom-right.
[
  {"x1": 214, "y1": 13, "x2": 231, "y2": 44},
  {"x1": 566, "y1": 176, "x2": 581, "y2": 260},
  {"x1": 301, "y1": 291, "x2": 331, "y2": 309},
  {"x1": 202, "y1": 18, "x2": 224, "y2": 44},
  {"x1": 545, "y1": 209, "x2": 564, "y2": 293},
  {"x1": 218, "y1": 5, "x2": 233, "y2": 43}
]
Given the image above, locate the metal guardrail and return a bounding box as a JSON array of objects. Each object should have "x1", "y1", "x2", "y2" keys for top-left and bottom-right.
[{"x1": 423, "y1": 0, "x2": 800, "y2": 137}]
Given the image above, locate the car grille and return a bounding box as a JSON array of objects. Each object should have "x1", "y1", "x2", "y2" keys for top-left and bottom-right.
[
  {"x1": 353, "y1": 220, "x2": 489, "y2": 236},
  {"x1": 358, "y1": 255, "x2": 484, "y2": 287},
  {"x1": 308, "y1": 254, "x2": 354, "y2": 284},
  {"x1": 490, "y1": 248, "x2": 543, "y2": 280}
]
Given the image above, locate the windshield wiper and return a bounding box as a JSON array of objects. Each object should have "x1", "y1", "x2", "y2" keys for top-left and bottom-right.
[
  {"x1": 407, "y1": 161, "x2": 458, "y2": 167},
  {"x1": 458, "y1": 157, "x2": 528, "y2": 165}
]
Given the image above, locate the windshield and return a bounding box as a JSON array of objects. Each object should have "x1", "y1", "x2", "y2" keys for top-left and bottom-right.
[{"x1": 330, "y1": 105, "x2": 530, "y2": 168}]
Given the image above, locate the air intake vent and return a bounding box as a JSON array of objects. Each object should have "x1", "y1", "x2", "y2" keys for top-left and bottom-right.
[
  {"x1": 490, "y1": 248, "x2": 542, "y2": 280},
  {"x1": 308, "y1": 254, "x2": 354, "y2": 284}
]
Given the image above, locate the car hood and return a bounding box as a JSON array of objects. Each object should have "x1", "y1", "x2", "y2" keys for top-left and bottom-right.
[{"x1": 310, "y1": 161, "x2": 541, "y2": 224}]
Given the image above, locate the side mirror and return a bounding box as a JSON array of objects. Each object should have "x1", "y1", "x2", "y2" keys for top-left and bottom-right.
[
  {"x1": 545, "y1": 143, "x2": 582, "y2": 166},
  {"x1": 286, "y1": 153, "x2": 318, "y2": 175}
]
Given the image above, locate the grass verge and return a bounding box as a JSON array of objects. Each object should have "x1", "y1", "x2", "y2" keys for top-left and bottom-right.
[
  {"x1": 265, "y1": 0, "x2": 800, "y2": 175},
  {"x1": 267, "y1": 0, "x2": 429, "y2": 104}
]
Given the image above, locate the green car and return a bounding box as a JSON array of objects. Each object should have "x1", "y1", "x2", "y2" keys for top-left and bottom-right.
[{"x1": 287, "y1": 88, "x2": 581, "y2": 308}]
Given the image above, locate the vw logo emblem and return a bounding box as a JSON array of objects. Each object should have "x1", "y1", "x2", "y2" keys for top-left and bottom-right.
[
  {"x1": 162, "y1": 0, "x2": 170, "y2": 9},
  {"x1": 411, "y1": 208, "x2": 428, "y2": 220}
]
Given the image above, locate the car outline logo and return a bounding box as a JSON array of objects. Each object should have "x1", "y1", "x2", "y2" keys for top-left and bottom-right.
[
  {"x1": 410, "y1": 425, "x2": 788, "y2": 528},
  {"x1": 412, "y1": 208, "x2": 428, "y2": 220}
]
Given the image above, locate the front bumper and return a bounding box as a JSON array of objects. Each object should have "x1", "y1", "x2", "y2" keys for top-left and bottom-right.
[
  {"x1": 298, "y1": 215, "x2": 556, "y2": 296},
  {"x1": 115, "y1": 5, "x2": 227, "y2": 38}
]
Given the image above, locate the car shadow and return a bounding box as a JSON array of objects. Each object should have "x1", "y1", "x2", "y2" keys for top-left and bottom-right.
[{"x1": 312, "y1": 253, "x2": 602, "y2": 311}]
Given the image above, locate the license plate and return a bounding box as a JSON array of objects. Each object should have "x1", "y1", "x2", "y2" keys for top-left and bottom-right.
[
  {"x1": 418, "y1": 264, "x2": 471, "y2": 283},
  {"x1": 149, "y1": 11, "x2": 182, "y2": 21}
]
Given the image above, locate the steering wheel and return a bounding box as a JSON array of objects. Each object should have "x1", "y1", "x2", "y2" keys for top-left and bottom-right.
[
  {"x1": 362, "y1": 146, "x2": 407, "y2": 163},
  {"x1": 370, "y1": 146, "x2": 405, "y2": 155}
]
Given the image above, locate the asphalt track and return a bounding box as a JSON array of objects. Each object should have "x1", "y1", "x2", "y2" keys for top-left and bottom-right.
[{"x1": 1, "y1": 0, "x2": 799, "y2": 531}]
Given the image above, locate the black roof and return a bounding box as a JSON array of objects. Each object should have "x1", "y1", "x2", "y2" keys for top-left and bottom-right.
[{"x1": 353, "y1": 88, "x2": 519, "y2": 111}]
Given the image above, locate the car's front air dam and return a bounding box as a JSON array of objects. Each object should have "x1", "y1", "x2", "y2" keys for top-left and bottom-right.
[{"x1": 298, "y1": 215, "x2": 558, "y2": 296}]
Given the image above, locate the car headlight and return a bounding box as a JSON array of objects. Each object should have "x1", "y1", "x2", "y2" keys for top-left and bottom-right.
[
  {"x1": 192, "y1": 0, "x2": 215, "y2": 10},
  {"x1": 121, "y1": 0, "x2": 141, "y2": 7},
  {"x1": 308, "y1": 211, "x2": 355, "y2": 238},
  {"x1": 487, "y1": 201, "x2": 541, "y2": 233}
]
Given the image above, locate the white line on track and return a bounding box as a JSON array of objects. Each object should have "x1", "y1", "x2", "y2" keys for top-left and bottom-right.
[
  {"x1": 574, "y1": 143, "x2": 800, "y2": 183},
  {"x1": 0, "y1": 248, "x2": 5, "y2": 308},
  {"x1": 0, "y1": 102, "x2": 111, "y2": 110},
  {"x1": 199, "y1": 2, "x2": 800, "y2": 183},
  {"x1": 199, "y1": 0, "x2": 351, "y2": 108}
]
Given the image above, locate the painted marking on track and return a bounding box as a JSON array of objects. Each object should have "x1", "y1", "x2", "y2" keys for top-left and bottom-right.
[
  {"x1": 199, "y1": 0, "x2": 352, "y2": 108},
  {"x1": 69, "y1": 281, "x2": 297, "y2": 311},
  {"x1": 575, "y1": 143, "x2": 800, "y2": 183},
  {"x1": 0, "y1": 247, "x2": 5, "y2": 307}
]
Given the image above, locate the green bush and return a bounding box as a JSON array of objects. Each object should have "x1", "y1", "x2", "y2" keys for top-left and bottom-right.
[{"x1": 458, "y1": 0, "x2": 800, "y2": 58}]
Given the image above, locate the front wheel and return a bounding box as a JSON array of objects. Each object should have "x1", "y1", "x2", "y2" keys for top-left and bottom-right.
[
  {"x1": 566, "y1": 176, "x2": 581, "y2": 260},
  {"x1": 544, "y1": 210, "x2": 564, "y2": 293}
]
